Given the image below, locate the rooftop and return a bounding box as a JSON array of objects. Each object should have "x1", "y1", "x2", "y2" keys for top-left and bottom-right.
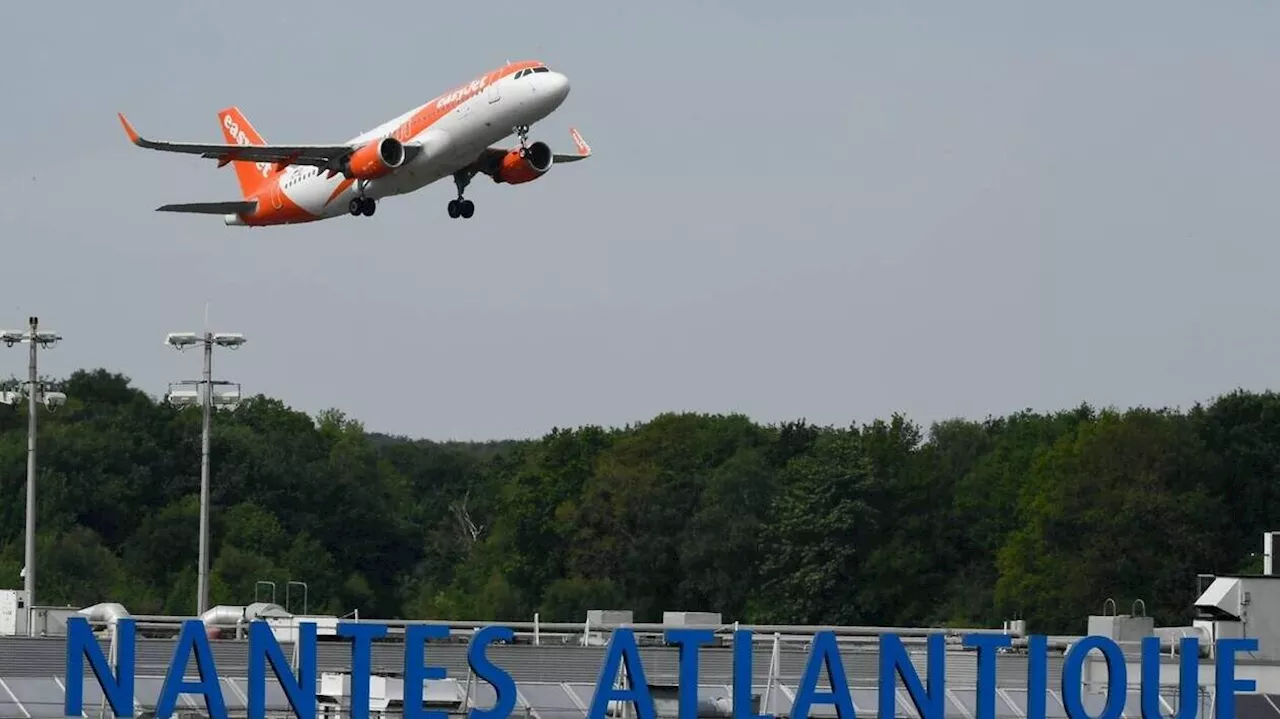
[{"x1": 9, "y1": 532, "x2": 1280, "y2": 717}]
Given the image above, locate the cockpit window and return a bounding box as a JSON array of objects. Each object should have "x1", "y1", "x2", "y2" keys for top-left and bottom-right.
[{"x1": 514, "y1": 66, "x2": 549, "y2": 79}]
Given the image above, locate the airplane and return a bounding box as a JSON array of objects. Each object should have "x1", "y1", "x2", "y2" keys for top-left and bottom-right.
[{"x1": 115, "y1": 60, "x2": 591, "y2": 226}]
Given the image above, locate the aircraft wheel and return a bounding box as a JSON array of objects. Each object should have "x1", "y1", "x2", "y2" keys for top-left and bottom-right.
[
  {"x1": 459, "y1": 200, "x2": 474, "y2": 219},
  {"x1": 448, "y1": 199, "x2": 461, "y2": 219},
  {"x1": 361, "y1": 198, "x2": 376, "y2": 216},
  {"x1": 349, "y1": 198, "x2": 362, "y2": 216}
]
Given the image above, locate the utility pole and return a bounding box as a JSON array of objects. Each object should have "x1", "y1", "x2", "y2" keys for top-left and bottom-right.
[
  {"x1": 1, "y1": 317, "x2": 66, "y2": 630},
  {"x1": 165, "y1": 330, "x2": 246, "y2": 616}
]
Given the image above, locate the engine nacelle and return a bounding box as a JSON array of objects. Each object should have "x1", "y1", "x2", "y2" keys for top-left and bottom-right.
[
  {"x1": 344, "y1": 137, "x2": 406, "y2": 180},
  {"x1": 492, "y1": 141, "x2": 553, "y2": 185}
]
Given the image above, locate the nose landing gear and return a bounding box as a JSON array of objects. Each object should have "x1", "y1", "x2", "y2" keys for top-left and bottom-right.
[
  {"x1": 513, "y1": 124, "x2": 531, "y2": 157},
  {"x1": 448, "y1": 170, "x2": 476, "y2": 219}
]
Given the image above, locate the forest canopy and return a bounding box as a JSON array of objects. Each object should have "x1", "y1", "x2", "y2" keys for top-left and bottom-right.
[{"x1": 0, "y1": 369, "x2": 1270, "y2": 635}]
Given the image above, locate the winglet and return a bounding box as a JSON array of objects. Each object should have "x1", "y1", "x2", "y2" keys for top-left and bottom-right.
[
  {"x1": 569, "y1": 127, "x2": 591, "y2": 157},
  {"x1": 117, "y1": 113, "x2": 143, "y2": 146}
]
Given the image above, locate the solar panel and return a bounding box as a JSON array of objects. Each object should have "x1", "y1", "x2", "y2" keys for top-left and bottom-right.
[
  {"x1": 467, "y1": 680, "x2": 500, "y2": 711},
  {"x1": 519, "y1": 682, "x2": 587, "y2": 719},
  {"x1": 1234, "y1": 693, "x2": 1280, "y2": 719},
  {"x1": 225, "y1": 676, "x2": 293, "y2": 712},
  {"x1": 757, "y1": 683, "x2": 793, "y2": 717},
  {"x1": 5, "y1": 677, "x2": 72, "y2": 719},
  {"x1": 0, "y1": 686, "x2": 22, "y2": 719},
  {"x1": 1003, "y1": 688, "x2": 1068, "y2": 718}
]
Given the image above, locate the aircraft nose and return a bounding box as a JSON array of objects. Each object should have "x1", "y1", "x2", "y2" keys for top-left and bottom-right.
[{"x1": 546, "y1": 71, "x2": 570, "y2": 103}]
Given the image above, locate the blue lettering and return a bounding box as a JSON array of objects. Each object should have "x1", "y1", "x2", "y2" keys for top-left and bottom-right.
[
  {"x1": 1215, "y1": 637, "x2": 1259, "y2": 719},
  {"x1": 881, "y1": 633, "x2": 944, "y2": 719},
  {"x1": 1061, "y1": 635, "x2": 1125, "y2": 719},
  {"x1": 249, "y1": 620, "x2": 316, "y2": 719},
  {"x1": 963, "y1": 633, "x2": 1012, "y2": 719},
  {"x1": 1026, "y1": 635, "x2": 1048, "y2": 719},
  {"x1": 588, "y1": 628, "x2": 655, "y2": 719},
  {"x1": 792, "y1": 631, "x2": 855, "y2": 719},
  {"x1": 64, "y1": 616, "x2": 135, "y2": 718},
  {"x1": 469, "y1": 626, "x2": 517, "y2": 719},
  {"x1": 665, "y1": 628, "x2": 716, "y2": 719},
  {"x1": 58, "y1": 621, "x2": 1274, "y2": 719},
  {"x1": 156, "y1": 619, "x2": 226, "y2": 719},
  {"x1": 732, "y1": 630, "x2": 772, "y2": 719},
  {"x1": 338, "y1": 621, "x2": 388, "y2": 719},
  {"x1": 1142, "y1": 636, "x2": 1197, "y2": 719},
  {"x1": 404, "y1": 624, "x2": 451, "y2": 719}
]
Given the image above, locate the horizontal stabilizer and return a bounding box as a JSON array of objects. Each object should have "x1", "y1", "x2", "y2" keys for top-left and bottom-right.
[{"x1": 156, "y1": 200, "x2": 257, "y2": 215}]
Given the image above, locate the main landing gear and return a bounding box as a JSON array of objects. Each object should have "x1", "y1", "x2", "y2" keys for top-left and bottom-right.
[
  {"x1": 349, "y1": 180, "x2": 375, "y2": 217},
  {"x1": 448, "y1": 170, "x2": 475, "y2": 219},
  {"x1": 349, "y1": 197, "x2": 376, "y2": 217}
]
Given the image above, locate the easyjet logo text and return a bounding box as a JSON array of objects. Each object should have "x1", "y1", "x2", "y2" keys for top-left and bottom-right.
[
  {"x1": 435, "y1": 77, "x2": 490, "y2": 110},
  {"x1": 223, "y1": 114, "x2": 272, "y2": 178}
]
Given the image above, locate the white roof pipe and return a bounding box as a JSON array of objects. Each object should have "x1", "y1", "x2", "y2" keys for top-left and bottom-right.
[
  {"x1": 78, "y1": 603, "x2": 131, "y2": 625},
  {"x1": 200, "y1": 605, "x2": 247, "y2": 626}
]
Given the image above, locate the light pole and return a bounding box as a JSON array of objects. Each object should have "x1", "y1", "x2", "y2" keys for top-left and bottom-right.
[
  {"x1": 0, "y1": 317, "x2": 66, "y2": 628},
  {"x1": 164, "y1": 330, "x2": 246, "y2": 616}
]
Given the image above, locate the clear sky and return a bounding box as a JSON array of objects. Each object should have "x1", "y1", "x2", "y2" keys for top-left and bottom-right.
[{"x1": 0, "y1": 1, "x2": 1277, "y2": 440}]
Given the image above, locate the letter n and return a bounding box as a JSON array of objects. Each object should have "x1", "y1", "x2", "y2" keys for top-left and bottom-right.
[
  {"x1": 65, "y1": 616, "x2": 135, "y2": 717},
  {"x1": 250, "y1": 620, "x2": 316, "y2": 719},
  {"x1": 880, "y1": 634, "x2": 945, "y2": 719}
]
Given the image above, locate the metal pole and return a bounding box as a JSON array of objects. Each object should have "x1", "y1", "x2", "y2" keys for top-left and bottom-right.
[
  {"x1": 197, "y1": 332, "x2": 213, "y2": 616},
  {"x1": 24, "y1": 316, "x2": 37, "y2": 625}
]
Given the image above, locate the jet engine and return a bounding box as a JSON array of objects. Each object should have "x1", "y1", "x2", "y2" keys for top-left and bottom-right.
[
  {"x1": 343, "y1": 137, "x2": 406, "y2": 180},
  {"x1": 492, "y1": 141, "x2": 553, "y2": 184}
]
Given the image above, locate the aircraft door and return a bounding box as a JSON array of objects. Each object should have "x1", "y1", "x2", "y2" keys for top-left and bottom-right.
[
  {"x1": 487, "y1": 81, "x2": 500, "y2": 104},
  {"x1": 270, "y1": 183, "x2": 283, "y2": 210}
]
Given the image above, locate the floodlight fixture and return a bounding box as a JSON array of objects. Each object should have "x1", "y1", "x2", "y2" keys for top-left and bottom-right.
[
  {"x1": 166, "y1": 332, "x2": 201, "y2": 350},
  {"x1": 164, "y1": 385, "x2": 201, "y2": 407},
  {"x1": 32, "y1": 331, "x2": 60, "y2": 348},
  {"x1": 211, "y1": 384, "x2": 242, "y2": 408},
  {"x1": 0, "y1": 331, "x2": 23, "y2": 346},
  {"x1": 212, "y1": 333, "x2": 247, "y2": 349}
]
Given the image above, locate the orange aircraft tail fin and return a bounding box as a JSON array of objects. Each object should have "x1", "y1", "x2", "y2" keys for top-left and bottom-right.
[{"x1": 216, "y1": 106, "x2": 273, "y2": 198}]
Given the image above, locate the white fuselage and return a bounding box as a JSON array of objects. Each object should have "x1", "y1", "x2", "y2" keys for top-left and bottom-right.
[{"x1": 227, "y1": 68, "x2": 571, "y2": 225}]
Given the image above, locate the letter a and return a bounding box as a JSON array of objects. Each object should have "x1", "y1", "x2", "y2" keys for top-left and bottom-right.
[
  {"x1": 588, "y1": 629, "x2": 656, "y2": 719},
  {"x1": 791, "y1": 632, "x2": 855, "y2": 719},
  {"x1": 156, "y1": 619, "x2": 227, "y2": 719}
]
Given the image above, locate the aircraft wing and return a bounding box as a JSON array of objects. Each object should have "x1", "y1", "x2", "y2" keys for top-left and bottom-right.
[
  {"x1": 552, "y1": 127, "x2": 592, "y2": 163},
  {"x1": 117, "y1": 113, "x2": 355, "y2": 170}
]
